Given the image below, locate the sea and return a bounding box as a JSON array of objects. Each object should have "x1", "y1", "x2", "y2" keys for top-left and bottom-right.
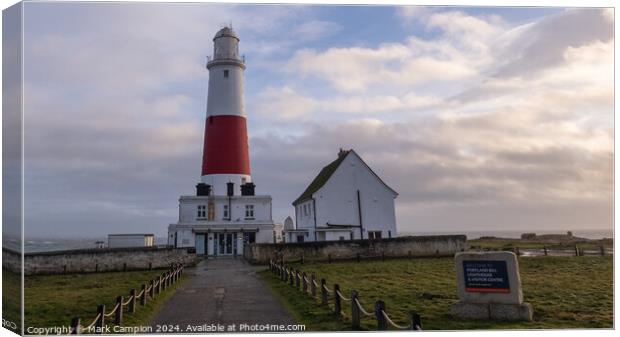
[{"x1": 3, "y1": 229, "x2": 613, "y2": 253}]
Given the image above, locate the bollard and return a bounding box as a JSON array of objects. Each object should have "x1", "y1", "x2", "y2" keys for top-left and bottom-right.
[
  {"x1": 140, "y1": 284, "x2": 147, "y2": 306},
  {"x1": 129, "y1": 289, "x2": 137, "y2": 314},
  {"x1": 351, "y1": 290, "x2": 360, "y2": 330},
  {"x1": 150, "y1": 280, "x2": 155, "y2": 299},
  {"x1": 374, "y1": 300, "x2": 387, "y2": 330},
  {"x1": 295, "y1": 270, "x2": 301, "y2": 288},
  {"x1": 311, "y1": 274, "x2": 317, "y2": 297},
  {"x1": 115, "y1": 296, "x2": 123, "y2": 325},
  {"x1": 70, "y1": 317, "x2": 81, "y2": 335},
  {"x1": 544, "y1": 246, "x2": 548, "y2": 256},
  {"x1": 96, "y1": 304, "x2": 105, "y2": 334},
  {"x1": 409, "y1": 311, "x2": 422, "y2": 330},
  {"x1": 302, "y1": 272, "x2": 307, "y2": 293},
  {"x1": 321, "y1": 279, "x2": 328, "y2": 305},
  {"x1": 333, "y1": 284, "x2": 341, "y2": 315},
  {"x1": 600, "y1": 245, "x2": 605, "y2": 256}
]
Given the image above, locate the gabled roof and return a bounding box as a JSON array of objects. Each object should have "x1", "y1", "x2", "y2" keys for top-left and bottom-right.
[{"x1": 292, "y1": 149, "x2": 398, "y2": 206}]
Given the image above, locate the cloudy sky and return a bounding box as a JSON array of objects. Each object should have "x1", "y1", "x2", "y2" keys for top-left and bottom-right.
[{"x1": 19, "y1": 3, "x2": 613, "y2": 238}]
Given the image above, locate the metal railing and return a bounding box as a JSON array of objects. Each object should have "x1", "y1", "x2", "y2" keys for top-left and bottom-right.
[
  {"x1": 69, "y1": 264, "x2": 184, "y2": 334},
  {"x1": 269, "y1": 260, "x2": 421, "y2": 331}
]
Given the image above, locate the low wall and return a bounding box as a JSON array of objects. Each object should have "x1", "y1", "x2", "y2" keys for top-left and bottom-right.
[
  {"x1": 243, "y1": 235, "x2": 467, "y2": 264},
  {"x1": 2, "y1": 246, "x2": 197, "y2": 275}
]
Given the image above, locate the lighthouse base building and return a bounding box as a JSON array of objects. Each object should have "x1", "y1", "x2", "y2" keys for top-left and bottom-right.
[{"x1": 167, "y1": 184, "x2": 275, "y2": 256}]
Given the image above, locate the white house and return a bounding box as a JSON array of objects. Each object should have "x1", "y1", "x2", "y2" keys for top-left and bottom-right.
[{"x1": 286, "y1": 149, "x2": 398, "y2": 242}]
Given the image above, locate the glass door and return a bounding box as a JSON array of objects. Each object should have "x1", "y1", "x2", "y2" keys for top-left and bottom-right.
[{"x1": 217, "y1": 233, "x2": 235, "y2": 255}]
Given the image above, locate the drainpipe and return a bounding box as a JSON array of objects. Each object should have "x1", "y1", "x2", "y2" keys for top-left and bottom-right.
[
  {"x1": 357, "y1": 190, "x2": 364, "y2": 239},
  {"x1": 312, "y1": 198, "x2": 317, "y2": 241}
]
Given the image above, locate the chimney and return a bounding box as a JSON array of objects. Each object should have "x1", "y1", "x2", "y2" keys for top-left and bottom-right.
[
  {"x1": 196, "y1": 183, "x2": 211, "y2": 196},
  {"x1": 338, "y1": 148, "x2": 348, "y2": 158},
  {"x1": 241, "y1": 182, "x2": 256, "y2": 196},
  {"x1": 227, "y1": 182, "x2": 235, "y2": 197}
]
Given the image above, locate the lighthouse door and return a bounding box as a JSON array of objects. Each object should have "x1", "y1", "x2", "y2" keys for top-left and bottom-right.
[{"x1": 217, "y1": 233, "x2": 235, "y2": 256}]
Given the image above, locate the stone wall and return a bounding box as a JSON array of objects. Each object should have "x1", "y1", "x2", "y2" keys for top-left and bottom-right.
[
  {"x1": 243, "y1": 235, "x2": 467, "y2": 264},
  {"x1": 2, "y1": 247, "x2": 197, "y2": 275}
]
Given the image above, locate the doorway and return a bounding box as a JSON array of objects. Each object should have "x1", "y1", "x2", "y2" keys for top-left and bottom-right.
[{"x1": 217, "y1": 233, "x2": 237, "y2": 256}]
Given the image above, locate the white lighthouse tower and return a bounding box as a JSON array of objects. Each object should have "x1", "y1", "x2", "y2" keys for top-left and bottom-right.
[
  {"x1": 167, "y1": 26, "x2": 275, "y2": 255},
  {"x1": 201, "y1": 26, "x2": 251, "y2": 196}
]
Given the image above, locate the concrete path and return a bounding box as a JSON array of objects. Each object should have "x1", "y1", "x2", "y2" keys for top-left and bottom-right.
[{"x1": 149, "y1": 258, "x2": 296, "y2": 332}]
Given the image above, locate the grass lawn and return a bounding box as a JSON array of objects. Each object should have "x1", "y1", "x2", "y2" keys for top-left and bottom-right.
[
  {"x1": 23, "y1": 268, "x2": 186, "y2": 331},
  {"x1": 260, "y1": 256, "x2": 613, "y2": 330},
  {"x1": 467, "y1": 238, "x2": 612, "y2": 251},
  {"x1": 2, "y1": 269, "x2": 22, "y2": 334}
]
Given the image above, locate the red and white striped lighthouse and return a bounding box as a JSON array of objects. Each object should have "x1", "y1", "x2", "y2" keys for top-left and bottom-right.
[{"x1": 200, "y1": 26, "x2": 251, "y2": 195}]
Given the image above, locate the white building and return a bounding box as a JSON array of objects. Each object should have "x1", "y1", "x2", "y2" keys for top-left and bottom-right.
[
  {"x1": 286, "y1": 149, "x2": 398, "y2": 242},
  {"x1": 108, "y1": 234, "x2": 155, "y2": 248},
  {"x1": 167, "y1": 26, "x2": 275, "y2": 256}
]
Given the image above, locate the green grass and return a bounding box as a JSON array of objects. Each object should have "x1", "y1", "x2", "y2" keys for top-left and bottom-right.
[
  {"x1": 24, "y1": 269, "x2": 186, "y2": 331},
  {"x1": 260, "y1": 256, "x2": 613, "y2": 331},
  {"x1": 2, "y1": 269, "x2": 22, "y2": 334},
  {"x1": 467, "y1": 238, "x2": 612, "y2": 251}
]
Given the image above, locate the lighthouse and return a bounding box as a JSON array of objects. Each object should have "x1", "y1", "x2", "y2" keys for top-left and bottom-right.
[
  {"x1": 168, "y1": 26, "x2": 275, "y2": 255},
  {"x1": 201, "y1": 26, "x2": 251, "y2": 195}
]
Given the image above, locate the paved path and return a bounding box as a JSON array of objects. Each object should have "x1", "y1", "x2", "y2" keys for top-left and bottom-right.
[{"x1": 149, "y1": 258, "x2": 296, "y2": 332}]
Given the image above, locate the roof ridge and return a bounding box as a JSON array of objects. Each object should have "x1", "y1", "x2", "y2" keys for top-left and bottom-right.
[{"x1": 292, "y1": 150, "x2": 351, "y2": 205}]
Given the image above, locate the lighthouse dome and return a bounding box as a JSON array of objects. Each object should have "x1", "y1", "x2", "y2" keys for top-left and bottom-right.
[{"x1": 214, "y1": 26, "x2": 239, "y2": 40}]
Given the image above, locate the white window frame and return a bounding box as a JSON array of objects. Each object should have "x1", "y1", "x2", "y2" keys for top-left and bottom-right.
[
  {"x1": 245, "y1": 204, "x2": 255, "y2": 219},
  {"x1": 223, "y1": 204, "x2": 229, "y2": 219},
  {"x1": 197, "y1": 205, "x2": 207, "y2": 219}
]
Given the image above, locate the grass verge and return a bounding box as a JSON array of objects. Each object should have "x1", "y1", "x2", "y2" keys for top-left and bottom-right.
[
  {"x1": 259, "y1": 256, "x2": 612, "y2": 330},
  {"x1": 23, "y1": 268, "x2": 187, "y2": 332}
]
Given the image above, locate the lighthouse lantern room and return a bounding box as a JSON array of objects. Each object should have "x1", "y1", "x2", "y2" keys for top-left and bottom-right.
[{"x1": 168, "y1": 26, "x2": 276, "y2": 255}]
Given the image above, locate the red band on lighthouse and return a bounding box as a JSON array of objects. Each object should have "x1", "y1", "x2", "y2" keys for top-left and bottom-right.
[{"x1": 201, "y1": 115, "x2": 251, "y2": 176}]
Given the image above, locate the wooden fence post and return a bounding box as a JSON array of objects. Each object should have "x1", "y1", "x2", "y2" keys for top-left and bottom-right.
[
  {"x1": 515, "y1": 247, "x2": 520, "y2": 256},
  {"x1": 600, "y1": 245, "x2": 605, "y2": 256},
  {"x1": 302, "y1": 272, "x2": 308, "y2": 293},
  {"x1": 408, "y1": 250, "x2": 412, "y2": 259},
  {"x1": 158, "y1": 276, "x2": 163, "y2": 294},
  {"x1": 409, "y1": 311, "x2": 422, "y2": 330},
  {"x1": 574, "y1": 245, "x2": 580, "y2": 256},
  {"x1": 70, "y1": 317, "x2": 81, "y2": 334},
  {"x1": 96, "y1": 304, "x2": 105, "y2": 334},
  {"x1": 381, "y1": 252, "x2": 385, "y2": 261},
  {"x1": 295, "y1": 270, "x2": 301, "y2": 289},
  {"x1": 289, "y1": 268, "x2": 294, "y2": 286},
  {"x1": 129, "y1": 289, "x2": 136, "y2": 314},
  {"x1": 321, "y1": 279, "x2": 328, "y2": 305},
  {"x1": 328, "y1": 254, "x2": 332, "y2": 264},
  {"x1": 311, "y1": 274, "x2": 317, "y2": 297},
  {"x1": 150, "y1": 280, "x2": 155, "y2": 299},
  {"x1": 356, "y1": 253, "x2": 360, "y2": 263},
  {"x1": 543, "y1": 246, "x2": 548, "y2": 256},
  {"x1": 351, "y1": 290, "x2": 360, "y2": 330},
  {"x1": 333, "y1": 284, "x2": 341, "y2": 315},
  {"x1": 140, "y1": 284, "x2": 147, "y2": 306},
  {"x1": 115, "y1": 296, "x2": 123, "y2": 325},
  {"x1": 301, "y1": 253, "x2": 304, "y2": 265},
  {"x1": 375, "y1": 300, "x2": 387, "y2": 330}
]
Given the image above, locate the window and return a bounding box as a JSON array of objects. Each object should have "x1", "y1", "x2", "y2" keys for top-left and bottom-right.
[
  {"x1": 197, "y1": 205, "x2": 206, "y2": 219},
  {"x1": 182, "y1": 238, "x2": 190, "y2": 245},
  {"x1": 223, "y1": 205, "x2": 229, "y2": 219},
  {"x1": 339, "y1": 236, "x2": 345, "y2": 241},
  {"x1": 245, "y1": 204, "x2": 255, "y2": 219},
  {"x1": 223, "y1": 69, "x2": 229, "y2": 78},
  {"x1": 368, "y1": 231, "x2": 382, "y2": 240},
  {"x1": 296, "y1": 235, "x2": 305, "y2": 243}
]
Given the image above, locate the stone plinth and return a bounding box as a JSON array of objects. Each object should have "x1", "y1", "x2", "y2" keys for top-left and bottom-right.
[{"x1": 451, "y1": 251, "x2": 533, "y2": 322}]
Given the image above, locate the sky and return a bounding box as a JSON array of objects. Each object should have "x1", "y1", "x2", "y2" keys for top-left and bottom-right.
[{"x1": 13, "y1": 3, "x2": 613, "y2": 238}]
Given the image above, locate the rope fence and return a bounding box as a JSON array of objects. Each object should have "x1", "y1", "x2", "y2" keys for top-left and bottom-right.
[
  {"x1": 269, "y1": 259, "x2": 422, "y2": 331},
  {"x1": 69, "y1": 263, "x2": 184, "y2": 334}
]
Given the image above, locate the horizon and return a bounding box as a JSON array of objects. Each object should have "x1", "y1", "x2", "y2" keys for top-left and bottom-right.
[{"x1": 5, "y1": 3, "x2": 613, "y2": 239}]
